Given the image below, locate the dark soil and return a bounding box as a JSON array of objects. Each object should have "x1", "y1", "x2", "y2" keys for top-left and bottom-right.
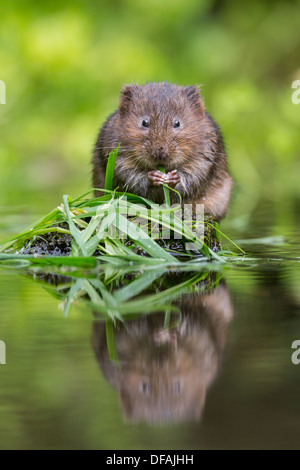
[{"x1": 20, "y1": 232, "x2": 73, "y2": 256}]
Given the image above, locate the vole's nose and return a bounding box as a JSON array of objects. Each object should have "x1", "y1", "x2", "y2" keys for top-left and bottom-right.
[{"x1": 152, "y1": 146, "x2": 168, "y2": 160}]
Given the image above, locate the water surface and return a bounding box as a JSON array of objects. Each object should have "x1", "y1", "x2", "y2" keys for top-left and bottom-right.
[{"x1": 0, "y1": 198, "x2": 300, "y2": 450}]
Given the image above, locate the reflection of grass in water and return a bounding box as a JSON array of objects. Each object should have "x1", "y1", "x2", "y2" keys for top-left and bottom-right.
[
  {"x1": 24, "y1": 265, "x2": 221, "y2": 320},
  {"x1": 23, "y1": 265, "x2": 222, "y2": 364},
  {"x1": 0, "y1": 147, "x2": 243, "y2": 263}
]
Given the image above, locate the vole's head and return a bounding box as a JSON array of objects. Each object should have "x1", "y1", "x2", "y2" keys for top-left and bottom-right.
[{"x1": 117, "y1": 82, "x2": 207, "y2": 171}]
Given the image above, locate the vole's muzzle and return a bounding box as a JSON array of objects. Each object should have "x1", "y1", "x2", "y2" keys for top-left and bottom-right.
[{"x1": 152, "y1": 146, "x2": 168, "y2": 161}]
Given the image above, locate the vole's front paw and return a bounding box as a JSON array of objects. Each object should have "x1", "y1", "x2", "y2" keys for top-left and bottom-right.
[
  {"x1": 147, "y1": 170, "x2": 165, "y2": 186},
  {"x1": 164, "y1": 170, "x2": 181, "y2": 188}
]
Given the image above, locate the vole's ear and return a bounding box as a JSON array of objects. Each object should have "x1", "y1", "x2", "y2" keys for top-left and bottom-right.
[
  {"x1": 119, "y1": 85, "x2": 134, "y2": 115},
  {"x1": 184, "y1": 86, "x2": 205, "y2": 115}
]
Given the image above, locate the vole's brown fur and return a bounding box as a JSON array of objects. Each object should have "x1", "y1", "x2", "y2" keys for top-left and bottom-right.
[{"x1": 93, "y1": 82, "x2": 232, "y2": 221}]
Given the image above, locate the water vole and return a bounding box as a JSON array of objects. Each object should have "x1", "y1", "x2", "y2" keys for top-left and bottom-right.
[{"x1": 92, "y1": 82, "x2": 232, "y2": 221}]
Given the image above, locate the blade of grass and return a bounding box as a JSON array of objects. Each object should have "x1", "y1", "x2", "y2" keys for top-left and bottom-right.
[
  {"x1": 105, "y1": 320, "x2": 120, "y2": 365},
  {"x1": 63, "y1": 195, "x2": 88, "y2": 257},
  {"x1": 105, "y1": 143, "x2": 121, "y2": 191},
  {"x1": 82, "y1": 279, "x2": 106, "y2": 306},
  {"x1": 158, "y1": 165, "x2": 171, "y2": 207},
  {"x1": 116, "y1": 213, "x2": 180, "y2": 264},
  {"x1": 63, "y1": 279, "x2": 85, "y2": 317},
  {"x1": 0, "y1": 253, "x2": 98, "y2": 267},
  {"x1": 89, "y1": 278, "x2": 122, "y2": 321},
  {"x1": 208, "y1": 222, "x2": 245, "y2": 254},
  {"x1": 114, "y1": 269, "x2": 165, "y2": 302}
]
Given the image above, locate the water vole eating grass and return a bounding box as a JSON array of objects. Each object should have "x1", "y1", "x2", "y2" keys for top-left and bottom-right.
[
  {"x1": 0, "y1": 84, "x2": 243, "y2": 262},
  {"x1": 93, "y1": 82, "x2": 233, "y2": 222}
]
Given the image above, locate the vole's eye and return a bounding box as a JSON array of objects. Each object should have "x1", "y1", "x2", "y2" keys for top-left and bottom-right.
[
  {"x1": 173, "y1": 119, "x2": 181, "y2": 128},
  {"x1": 141, "y1": 118, "x2": 150, "y2": 128}
]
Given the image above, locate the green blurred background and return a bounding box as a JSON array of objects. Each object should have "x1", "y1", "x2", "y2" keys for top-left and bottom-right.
[{"x1": 0, "y1": 0, "x2": 299, "y2": 232}]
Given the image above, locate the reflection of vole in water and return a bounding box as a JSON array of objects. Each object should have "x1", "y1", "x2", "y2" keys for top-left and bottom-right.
[
  {"x1": 93, "y1": 82, "x2": 232, "y2": 221},
  {"x1": 92, "y1": 283, "x2": 233, "y2": 424}
]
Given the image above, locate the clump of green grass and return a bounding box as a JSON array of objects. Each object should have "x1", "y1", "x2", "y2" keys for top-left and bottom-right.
[{"x1": 0, "y1": 146, "x2": 243, "y2": 265}]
